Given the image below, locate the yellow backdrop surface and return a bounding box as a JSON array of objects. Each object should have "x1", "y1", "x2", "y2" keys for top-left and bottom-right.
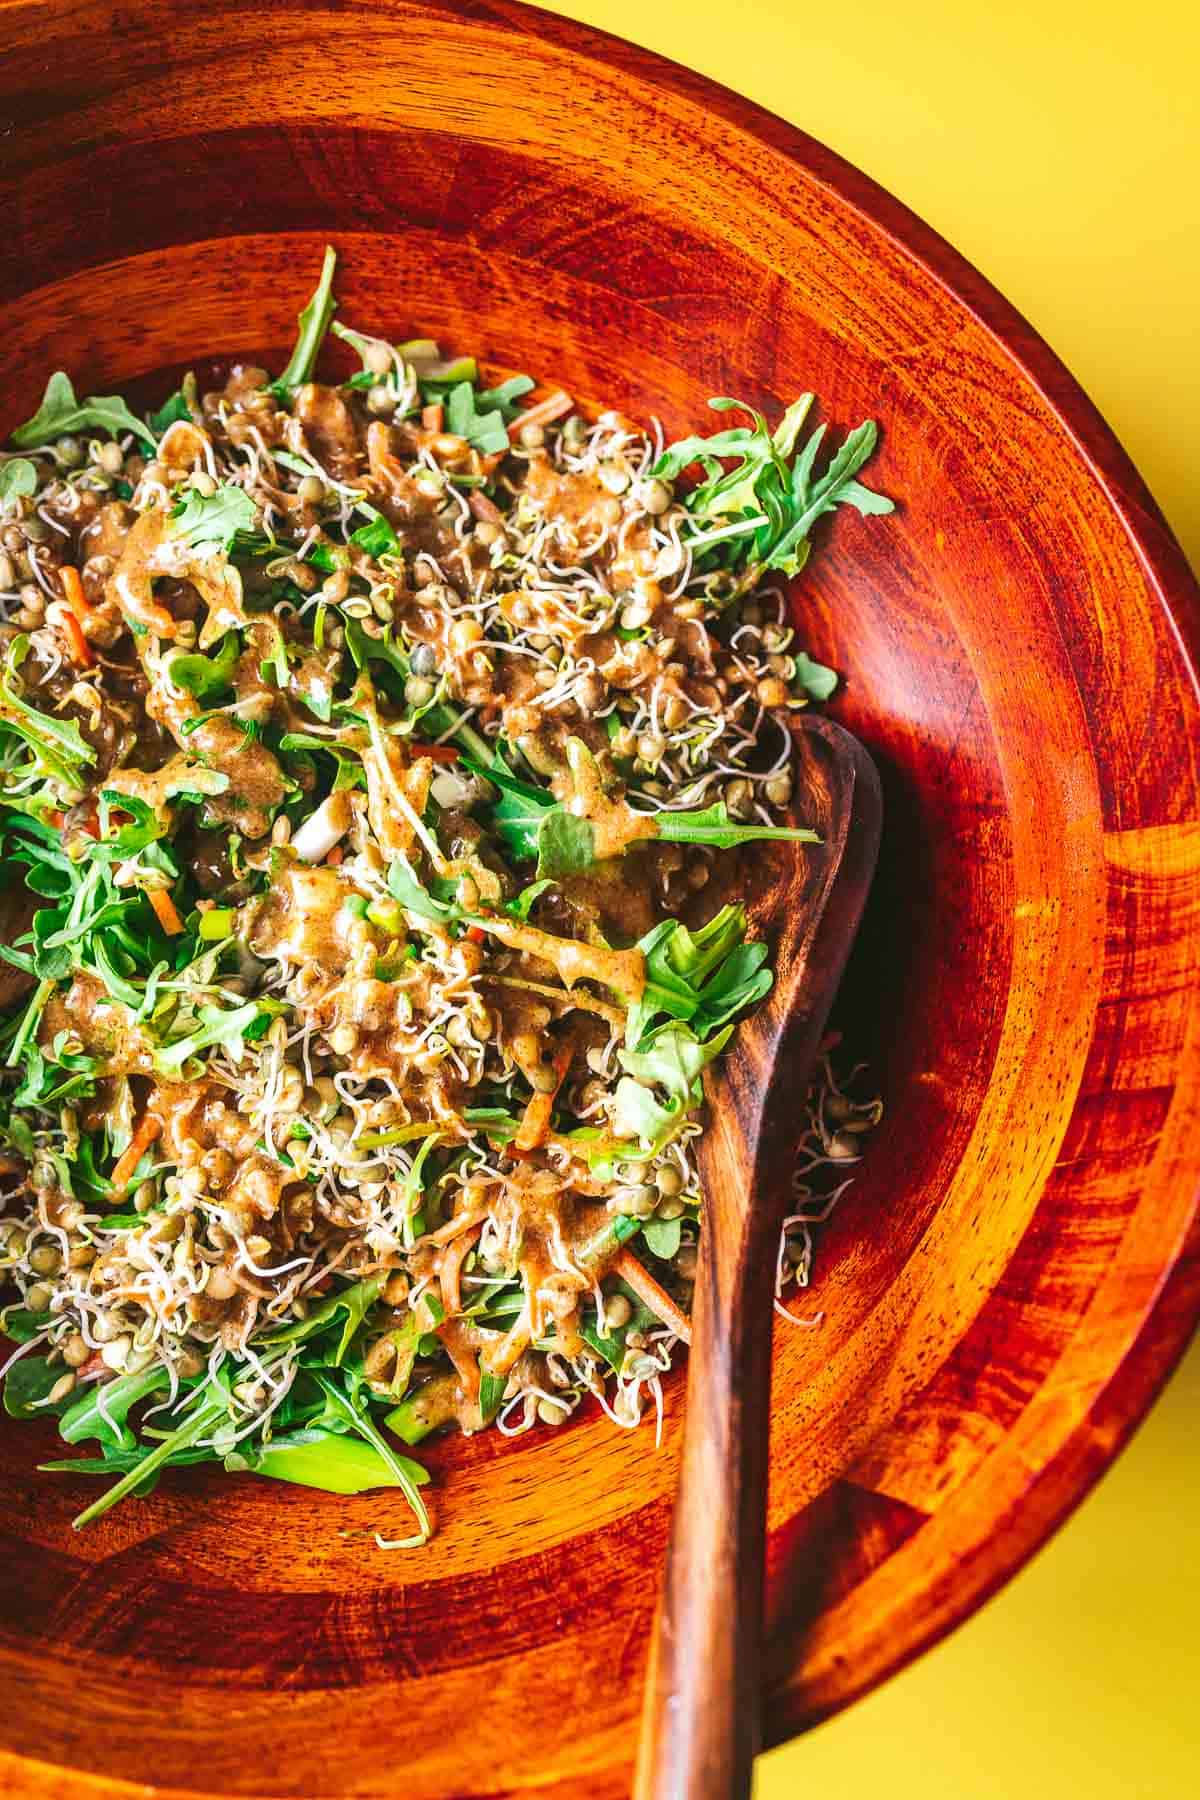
[{"x1": 544, "y1": 3, "x2": 1200, "y2": 1794}]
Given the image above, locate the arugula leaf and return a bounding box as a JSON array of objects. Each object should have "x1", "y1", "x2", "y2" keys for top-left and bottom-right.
[
  {"x1": 656, "y1": 800, "x2": 818, "y2": 850},
  {"x1": 626, "y1": 904, "x2": 773, "y2": 1048},
  {"x1": 94, "y1": 791, "x2": 167, "y2": 859},
  {"x1": 58, "y1": 1363, "x2": 171, "y2": 1450},
  {"x1": 611, "y1": 1022, "x2": 732, "y2": 1151},
  {"x1": 398, "y1": 1132, "x2": 442, "y2": 1246},
  {"x1": 2, "y1": 1355, "x2": 67, "y2": 1419},
  {"x1": 233, "y1": 1428, "x2": 430, "y2": 1497},
  {"x1": 466, "y1": 741, "x2": 814, "y2": 873},
  {"x1": 506, "y1": 877, "x2": 555, "y2": 921},
  {"x1": 147, "y1": 388, "x2": 193, "y2": 434},
  {"x1": 478, "y1": 1369, "x2": 507, "y2": 1424},
  {"x1": 279, "y1": 731, "x2": 364, "y2": 790},
  {"x1": 642, "y1": 1215, "x2": 683, "y2": 1259},
  {"x1": 10, "y1": 371, "x2": 157, "y2": 450},
  {"x1": 0, "y1": 634, "x2": 96, "y2": 789},
  {"x1": 310, "y1": 1369, "x2": 429, "y2": 1540},
  {"x1": 581, "y1": 1288, "x2": 658, "y2": 1371},
  {"x1": 386, "y1": 857, "x2": 461, "y2": 924},
  {"x1": 0, "y1": 1307, "x2": 52, "y2": 1345},
  {"x1": 349, "y1": 505, "x2": 400, "y2": 559},
  {"x1": 8, "y1": 1036, "x2": 98, "y2": 1108},
  {"x1": 793, "y1": 651, "x2": 839, "y2": 702},
  {"x1": 259, "y1": 1276, "x2": 382, "y2": 1362},
  {"x1": 269, "y1": 245, "x2": 337, "y2": 399},
  {"x1": 652, "y1": 394, "x2": 892, "y2": 577},
  {"x1": 0, "y1": 459, "x2": 38, "y2": 503},
  {"x1": 166, "y1": 631, "x2": 240, "y2": 702},
  {"x1": 154, "y1": 998, "x2": 283, "y2": 1073},
  {"x1": 71, "y1": 1373, "x2": 233, "y2": 1528},
  {"x1": 534, "y1": 808, "x2": 595, "y2": 878},
  {"x1": 171, "y1": 486, "x2": 257, "y2": 555}
]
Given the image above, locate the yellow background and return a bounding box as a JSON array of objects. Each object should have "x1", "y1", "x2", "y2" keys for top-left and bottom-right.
[{"x1": 543, "y1": 3, "x2": 1200, "y2": 1794}]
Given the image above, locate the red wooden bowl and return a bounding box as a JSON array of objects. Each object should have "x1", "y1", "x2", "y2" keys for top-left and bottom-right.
[{"x1": 1, "y1": 4, "x2": 1198, "y2": 1797}]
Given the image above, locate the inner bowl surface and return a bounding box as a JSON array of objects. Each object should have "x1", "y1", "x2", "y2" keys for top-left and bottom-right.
[{"x1": 1, "y1": 4, "x2": 1198, "y2": 1798}]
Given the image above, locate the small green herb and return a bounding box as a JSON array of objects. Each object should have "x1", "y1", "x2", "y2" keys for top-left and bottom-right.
[
  {"x1": 654, "y1": 395, "x2": 892, "y2": 577},
  {"x1": 172, "y1": 485, "x2": 257, "y2": 555},
  {"x1": 11, "y1": 371, "x2": 157, "y2": 450},
  {"x1": 0, "y1": 459, "x2": 38, "y2": 503},
  {"x1": 269, "y1": 245, "x2": 338, "y2": 399}
]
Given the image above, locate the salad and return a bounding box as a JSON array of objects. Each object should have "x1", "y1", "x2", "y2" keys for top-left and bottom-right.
[{"x1": 0, "y1": 249, "x2": 890, "y2": 1545}]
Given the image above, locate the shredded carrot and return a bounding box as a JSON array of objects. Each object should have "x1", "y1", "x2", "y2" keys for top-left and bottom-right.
[
  {"x1": 507, "y1": 388, "x2": 573, "y2": 440},
  {"x1": 110, "y1": 1115, "x2": 161, "y2": 1195},
  {"x1": 422, "y1": 402, "x2": 445, "y2": 432},
  {"x1": 326, "y1": 845, "x2": 343, "y2": 866},
  {"x1": 147, "y1": 887, "x2": 184, "y2": 935},
  {"x1": 439, "y1": 1220, "x2": 483, "y2": 1318},
  {"x1": 60, "y1": 610, "x2": 94, "y2": 668},
  {"x1": 614, "y1": 1247, "x2": 693, "y2": 1346},
  {"x1": 59, "y1": 565, "x2": 90, "y2": 621},
  {"x1": 408, "y1": 742, "x2": 460, "y2": 763},
  {"x1": 437, "y1": 1317, "x2": 481, "y2": 1403},
  {"x1": 514, "y1": 1043, "x2": 573, "y2": 1152}
]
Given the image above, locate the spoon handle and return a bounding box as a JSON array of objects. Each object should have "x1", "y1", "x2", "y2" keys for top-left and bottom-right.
[
  {"x1": 633, "y1": 717, "x2": 883, "y2": 1800},
  {"x1": 632, "y1": 1186, "x2": 775, "y2": 1800}
]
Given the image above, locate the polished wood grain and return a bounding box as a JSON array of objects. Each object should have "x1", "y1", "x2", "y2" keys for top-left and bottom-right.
[
  {"x1": 0, "y1": 3, "x2": 1197, "y2": 1797},
  {"x1": 635, "y1": 720, "x2": 881, "y2": 1800}
]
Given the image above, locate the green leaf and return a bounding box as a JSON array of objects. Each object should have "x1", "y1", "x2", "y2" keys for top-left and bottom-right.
[
  {"x1": 279, "y1": 731, "x2": 364, "y2": 790},
  {"x1": 2, "y1": 1355, "x2": 65, "y2": 1418},
  {"x1": 10, "y1": 371, "x2": 157, "y2": 450},
  {"x1": 95, "y1": 790, "x2": 167, "y2": 858},
  {"x1": 629, "y1": 907, "x2": 752, "y2": 1051},
  {"x1": 642, "y1": 1215, "x2": 683, "y2": 1259},
  {"x1": 0, "y1": 634, "x2": 96, "y2": 788},
  {"x1": 154, "y1": 998, "x2": 283, "y2": 1073},
  {"x1": 0, "y1": 459, "x2": 38, "y2": 502},
  {"x1": 269, "y1": 245, "x2": 338, "y2": 399},
  {"x1": 147, "y1": 389, "x2": 193, "y2": 434},
  {"x1": 612, "y1": 1022, "x2": 732, "y2": 1151},
  {"x1": 580, "y1": 1289, "x2": 658, "y2": 1371},
  {"x1": 165, "y1": 631, "x2": 240, "y2": 702},
  {"x1": 478, "y1": 1370, "x2": 507, "y2": 1423},
  {"x1": 58, "y1": 1363, "x2": 170, "y2": 1449},
  {"x1": 349, "y1": 505, "x2": 400, "y2": 559},
  {"x1": 310, "y1": 1370, "x2": 429, "y2": 1540},
  {"x1": 506, "y1": 878, "x2": 554, "y2": 921},
  {"x1": 386, "y1": 856, "x2": 462, "y2": 924},
  {"x1": 259, "y1": 1276, "x2": 382, "y2": 1362},
  {"x1": 234, "y1": 1428, "x2": 430, "y2": 1497},
  {"x1": 655, "y1": 800, "x2": 818, "y2": 851},
  {"x1": 0, "y1": 1306, "x2": 52, "y2": 1345},
  {"x1": 71, "y1": 1380, "x2": 231, "y2": 1528},
  {"x1": 535, "y1": 809, "x2": 595, "y2": 878},
  {"x1": 652, "y1": 394, "x2": 891, "y2": 575},
  {"x1": 792, "y1": 651, "x2": 839, "y2": 702},
  {"x1": 171, "y1": 486, "x2": 257, "y2": 555}
]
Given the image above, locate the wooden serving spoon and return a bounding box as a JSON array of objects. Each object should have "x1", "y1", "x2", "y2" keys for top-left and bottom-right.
[{"x1": 634, "y1": 713, "x2": 883, "y2": 1800}]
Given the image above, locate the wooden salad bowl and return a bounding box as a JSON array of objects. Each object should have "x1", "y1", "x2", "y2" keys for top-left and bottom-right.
[{"x1": 1, "y1": 3, "x2": 1198, "y2": 1797}]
